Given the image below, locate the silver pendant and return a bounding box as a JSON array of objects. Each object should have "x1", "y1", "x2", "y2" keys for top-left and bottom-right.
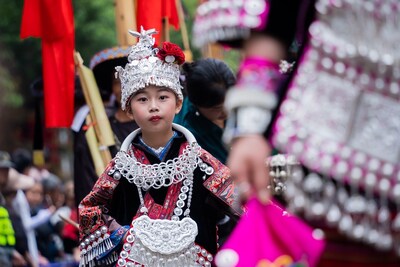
[{"x1": 132, "y1": 215, "x2": 198, "y2": 254}]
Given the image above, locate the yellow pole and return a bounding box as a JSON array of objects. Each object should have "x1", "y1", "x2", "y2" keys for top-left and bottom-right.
[
  {"x1": 163, "y1": 17, "x2": 171, "y2": 43},
  {"x1": 115, "y1": 0, "x2": 137, "y2": 45},
  {"x1": 204, "y1": 43, "x2": 224, "y2": 59},
  {"x1": 85, "y1": 116, "x2": 106, "y2": 176},
  {"x1": 74, "y1": 51, "x2": 114, "y2": 165},
  {"x1": 176, "y1": 0, "x2": 193, "y2": 62}
]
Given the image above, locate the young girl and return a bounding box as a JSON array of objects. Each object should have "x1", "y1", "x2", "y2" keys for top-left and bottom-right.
[{"x1": 78, "y1": 28, "x2": 240, "y2": 267}]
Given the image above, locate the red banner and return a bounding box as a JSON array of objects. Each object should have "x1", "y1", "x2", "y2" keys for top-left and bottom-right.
[
  {"x1": 163, "y1": 0, "x2": 180, "y2": 30},
  {"x1": 136, "y1": 0, "x2": 180, "y2": 45},
  {"x1": 21, "y1": 0, "x2": 75, "y2": 128}
]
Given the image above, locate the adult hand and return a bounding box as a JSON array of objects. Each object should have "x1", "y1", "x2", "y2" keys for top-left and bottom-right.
[
  {"x1": 39, "y1": 254, "x2": 50, "y2": 265},
  {"x1": 227, "y1": 135, "x2": 272, "y2": 204},
  {"x1": 11, "y1": 249, "x2": 27, "y2": 267}
]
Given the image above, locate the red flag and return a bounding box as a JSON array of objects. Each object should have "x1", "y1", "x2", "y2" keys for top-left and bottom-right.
[
  {"x1": 136, "y1": 0, "x2": 163, "y2": 44},
  {"x1": 163, "y1": 0, "x2": 180, "y2": 30},
  {"x1": 136, "y1": 0, "x2": 180, "y2": 45},
  {"x1": 20, "y1": 0, "x2": 75, "y2": 128}
]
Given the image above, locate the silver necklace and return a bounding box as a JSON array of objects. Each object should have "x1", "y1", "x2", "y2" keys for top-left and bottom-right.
[
  {"x1": 113, "y1": 142, "x2": 201, "y2": 190},
  {"x1": 111, "y1": 124, "x2": 201, "y2": 190}
]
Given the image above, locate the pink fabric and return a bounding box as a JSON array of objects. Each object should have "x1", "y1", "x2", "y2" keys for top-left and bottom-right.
[
  {"x1": 218, "y1": 198, "x2": 325, "y2": 267},
  {"x1": 236, "y1": 57, "x2": 282, "y2": 93},
  {"x1": 238, "y1": 57, "x2": 280, "y2": 75}
]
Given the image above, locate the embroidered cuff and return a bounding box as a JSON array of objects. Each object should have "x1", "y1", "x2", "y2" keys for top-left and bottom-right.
[
  {"x1": 223, "y1": 106, "x2": 272, "y2": 145},
  {"x1": 224, "y1": 56, "x2": 283, "y2": 117}
]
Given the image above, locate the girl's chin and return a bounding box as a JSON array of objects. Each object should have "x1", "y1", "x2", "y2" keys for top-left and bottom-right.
[{"x1": 141, "y1": 125, "x2": 171, "y2": 133}]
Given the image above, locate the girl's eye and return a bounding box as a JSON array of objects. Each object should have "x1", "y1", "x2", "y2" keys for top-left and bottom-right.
[
  {"x1": 137, "y1": 97, "x2": 147, "y2": 102},
  {"x1": 160, "y1": 95, "x2": 169, "y2": 100}
]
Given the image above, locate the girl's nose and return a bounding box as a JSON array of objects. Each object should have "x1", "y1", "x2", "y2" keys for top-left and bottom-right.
[{"x1": 149, "y1": 99, "x2": 159, "y2": 112}]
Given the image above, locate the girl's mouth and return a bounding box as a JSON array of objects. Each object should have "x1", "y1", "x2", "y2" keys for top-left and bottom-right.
[{"x1": 149, "y1": 116, "x2": 161, "y2": 122}]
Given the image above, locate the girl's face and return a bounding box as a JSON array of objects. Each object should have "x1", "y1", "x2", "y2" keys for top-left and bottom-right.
[
  {"x1": 197, "y1": 103, "x2": 228, "y2": 127},
  {"x1": 128, "y1": 86, "x2": 182, "y2": 135}
]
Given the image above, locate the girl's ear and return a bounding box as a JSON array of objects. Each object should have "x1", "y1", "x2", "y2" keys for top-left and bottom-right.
[
  {"x1": 126, "y1": 108, "x2": 135, "y2": 120},
  {"x1": 175, "y1": 99, "x2": 183, "y2": 114}
]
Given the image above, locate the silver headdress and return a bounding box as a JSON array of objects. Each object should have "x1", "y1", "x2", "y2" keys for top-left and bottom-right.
[{"x1": 115, "y1": 27, "x2": 184, "y2": 110}]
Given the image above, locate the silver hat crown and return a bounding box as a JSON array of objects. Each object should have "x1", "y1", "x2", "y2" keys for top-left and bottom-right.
[{"x1": 116, "y1": 27, "x2": 184, "y2": 110}]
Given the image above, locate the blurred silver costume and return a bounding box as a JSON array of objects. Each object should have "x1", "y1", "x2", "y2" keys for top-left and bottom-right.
[{"x1": 195, "y1": 0, "x2": 400, "y2": 264}]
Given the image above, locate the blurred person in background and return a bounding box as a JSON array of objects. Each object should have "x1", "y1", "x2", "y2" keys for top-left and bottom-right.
[
  {"x1": 194, "y1": 0, "x2": 400, "y2": 266},
  {"x1": 35, "y1": 173, "x2": 65, "y2": 263},
  {"x1": 61, "y1": 180, "x2": 79, "y2": 265},
  {"x1": 11, "y1": 148, "x2": 50, "y2": 183},
  {"x1": 72, "y1": 46, "x2": 139, "y2": 206},
  {"x1": 0, "y1": 151, "x2": 19, "y2": 267},
  {"x1": 174, "y1": 58, "x2": 237, "y2": 246},
  {"x1": 1, "y1": 154, "x2": 36, "y2": 266},
  {"x1": 24, "y1": 180, "x2": 57, "y2": 266},
  {"x1": 174, "y1": 58, "x2": 236, "y2": 164}
]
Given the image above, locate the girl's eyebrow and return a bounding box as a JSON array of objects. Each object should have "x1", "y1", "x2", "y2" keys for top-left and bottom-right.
[
  {"x1": 134, "y1": 87, "x2": 171, "y2": 96},
  {"x1": 134, "y1": 90, "x2": 148, "y2": 96},
  {"x1": 157, "y1": 87, "x2": 171, "y2": 92}
]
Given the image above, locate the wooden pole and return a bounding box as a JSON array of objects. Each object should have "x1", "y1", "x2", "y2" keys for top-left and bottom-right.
[
  {"x1": 204, "y1": 43, "x2": 224, "y2": 59},
  {"x1": 85, "y1": 116, "x2": 106, "y2": 176},
  {"x1": 163, "y1": 17, "x2": 170, "y2": 43},
  {"x1": 115, "y1": 0, "x2": 137, "y2": 45},
  {"x1": 176, "y1": 0, "x2": 193, "y2": 62},
  {"x1": 74, "y1": 51, "x2": 114, "y2": 167}
]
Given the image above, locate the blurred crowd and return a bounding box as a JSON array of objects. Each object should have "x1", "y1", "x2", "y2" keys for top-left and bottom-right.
[{"x1": 0, "y1": 149, "x2": 79, "y2": 267}]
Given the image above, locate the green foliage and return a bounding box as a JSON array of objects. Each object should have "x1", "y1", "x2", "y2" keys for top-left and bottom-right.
[
  {"x1": 222, "y1": 49, "x2": 241, "y2": 73},
  {"x1": 74, "y1": 0, "x2": 117, "y2": 63},
  {"x1": 0, "y1": 0, "x2": 39, "y2": 108},
  {"x1": 0, "y1": 56, "x2": 23, "y2": 108}
]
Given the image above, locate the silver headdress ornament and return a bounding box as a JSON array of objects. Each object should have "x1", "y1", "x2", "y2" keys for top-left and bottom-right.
[{"x1": 115, "y1": 27, "x2": 184, "y2": 110}]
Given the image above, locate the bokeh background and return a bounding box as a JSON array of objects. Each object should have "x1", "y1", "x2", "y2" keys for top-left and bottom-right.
[{"x1": 0, "y1": 0, "x2": 239, "y2": 180}]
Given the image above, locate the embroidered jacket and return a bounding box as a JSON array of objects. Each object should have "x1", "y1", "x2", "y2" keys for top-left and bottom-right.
[{"x1": 78, "y1": 133, "x2": 240, "y2": 266}]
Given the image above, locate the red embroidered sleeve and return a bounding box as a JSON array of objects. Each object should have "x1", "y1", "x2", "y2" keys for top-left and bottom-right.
[
  {"x1": 200, "y1": 149, "x2": 243, "y2": 216},
  {"x1": 78, "y1": 160, "x2": 121, "y2": 239}
]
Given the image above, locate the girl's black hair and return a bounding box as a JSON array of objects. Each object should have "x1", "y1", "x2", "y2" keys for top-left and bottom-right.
[{"x1": 181, "y1": 58, "x2": 236, "y2": 108}]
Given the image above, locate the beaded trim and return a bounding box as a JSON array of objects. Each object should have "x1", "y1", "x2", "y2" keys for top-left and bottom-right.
[
  {"x1": 193, "y1": 0, "x2": 268, "y2": 48},
  {"x1": 89, "y1": 46, "x2": 130, "y2": 70},
  {"x1": 79, "y1": 226, "x2": 112, "y2": 267}
]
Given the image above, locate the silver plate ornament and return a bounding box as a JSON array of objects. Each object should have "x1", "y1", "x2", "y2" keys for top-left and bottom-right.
[{"x1": 132, "y1": 215, "x2": 198, "y2": 255}]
